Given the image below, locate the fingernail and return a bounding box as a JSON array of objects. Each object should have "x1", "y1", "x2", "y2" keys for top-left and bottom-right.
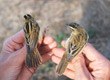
[
  {"x1": 49, "y1": 42, "x2": 57, "y2": 48},
  {"x1": 48, "y1": 53, "x2": 53, "y2": 56}
]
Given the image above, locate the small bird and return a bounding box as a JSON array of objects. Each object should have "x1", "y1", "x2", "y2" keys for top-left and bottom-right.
[
  {"x1": 56, "y1": 22, "x2": 89, "y2": 75},
  {"x1": 23, "y1": 14, "x2": 43, "y2": 68}
]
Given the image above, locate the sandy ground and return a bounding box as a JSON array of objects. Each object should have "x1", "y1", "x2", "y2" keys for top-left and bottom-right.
[{"x1": 0, "y1": 0, "x2": 110, "y2": 80}]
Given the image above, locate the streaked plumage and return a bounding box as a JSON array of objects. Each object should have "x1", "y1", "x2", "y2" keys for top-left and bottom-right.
[
  {"x1": 23, "y1": 14, "x2": 42, "y2": 68},
  {"x1": 56, "y1": 22, "x2": 89, "y2": 75}
]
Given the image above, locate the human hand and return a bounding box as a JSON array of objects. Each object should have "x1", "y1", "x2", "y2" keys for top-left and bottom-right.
[
  {"x1": 52, "y1": 41, "x2": 110, "y2": 80},
  {"x1": 0, "y1": 30, "x2": 57, "y2": 80}
]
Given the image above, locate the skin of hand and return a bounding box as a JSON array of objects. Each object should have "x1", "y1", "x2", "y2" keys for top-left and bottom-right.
[
  {"x1": 52, "y1": 41, "x2": 110, "y2": 80},
  {"x1": 0, "y1": 30, "x2": 57, "y2": 80}
]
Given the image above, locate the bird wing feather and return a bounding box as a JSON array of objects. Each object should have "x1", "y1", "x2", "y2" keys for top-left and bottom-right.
[{"x1": 23, "y1": 21, "x2": 40, "y2": 53}]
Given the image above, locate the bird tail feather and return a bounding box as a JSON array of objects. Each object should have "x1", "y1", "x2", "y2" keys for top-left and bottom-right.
[
  {"x1": 56, "y1": 52, "x2": 68, "y2": 75},
  {"x1": 25, "y1": 48, "x2": 42, "y2": 68}
]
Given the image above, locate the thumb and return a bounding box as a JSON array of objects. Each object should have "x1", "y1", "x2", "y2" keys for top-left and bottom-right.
[{"x1": 74, "y1": 54, "x2": 93, "y2": 80}]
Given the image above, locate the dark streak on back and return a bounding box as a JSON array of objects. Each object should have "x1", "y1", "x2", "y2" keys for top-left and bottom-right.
[{"x1": 26, "y1": 22, "x2": 29, "y2": 33}]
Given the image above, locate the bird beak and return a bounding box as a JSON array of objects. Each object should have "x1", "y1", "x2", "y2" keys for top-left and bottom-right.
[
  {"x1": 69, "y1": 26, "x2": 75, "y2": 31},
  {"x1": 66, "y1": 23, "x2": 76, "y2": 29},
  {"x1": 66, "y1": 23, "x2": 76, "y2": 31}
]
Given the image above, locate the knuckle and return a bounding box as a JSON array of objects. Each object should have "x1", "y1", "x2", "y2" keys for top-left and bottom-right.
[
  {"x1": 3, "y1": 40, "x2": 8, "y2": 46},
  {"x1": 3, "y1": 37, "x2": 10, "y2": 46}
]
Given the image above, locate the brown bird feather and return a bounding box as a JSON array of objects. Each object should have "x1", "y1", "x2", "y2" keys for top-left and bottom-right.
[
  {"x1": 23, "y1": 14, "x2": 42, "y2": 68},
  {"x1": 56, "y1": 22, "x2": 89, "y2": 75}
]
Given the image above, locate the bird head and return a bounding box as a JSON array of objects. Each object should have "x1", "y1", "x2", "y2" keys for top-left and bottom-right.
[
  {"x1": 24, "y1": 14, "x2": 32, "y2": 22},
  {"x1": 66, "y1": 22, "x2": 83, "y2": 34}
]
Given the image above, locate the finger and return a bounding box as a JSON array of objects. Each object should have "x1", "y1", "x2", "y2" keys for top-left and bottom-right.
[
  {"x1": 3, "y1": 39, "x2": 23, "y2": 53},
  {"x1": 63, "y1": 69, "x2": 75, "y2": 79},
  {"x1": 3, "y1": 30, "x2": 25, "y2": 51},
  {"x1": 83, "y1": 43, "x2": 106, "y2": 62},
  {"x1": 17, "y1": 65, "x2": 36, "y2": 80},
  {"x1": 74, "y1": 54, "x2": 92, "y2": 80},
  {"x1": 9, "y1": 45, "x2": 26, "y2": 65},
  {"x1": 55, "y1": 64, "x2": 75, "y2": 79},
  {"x1": 52, "y1": 55, "x2": 75, "y2": 71},
  {"x1": 42, "y1": 36, "x2": 54, "y2": 45},
  {"x1": 52, "y1": 48, "x2": 65, "y2": 58},
  {"x1": 41, "y1": 51, "x2": 53, "y2": 63},
  {"x1": 10, "y1": 30, "x2": 25, "y2": 44},
  {"x1": 61, "y1": 40, "x2": 66, "y2": 48},
  {"x1": 39, "y1": 41, "x2": 57, "y2": 54}
]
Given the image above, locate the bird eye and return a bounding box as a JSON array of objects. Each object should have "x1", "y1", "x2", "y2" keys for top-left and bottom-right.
[
  {"x1": 72, "y1": 25, "x2": 77, "y2": 28},
  {"x1": 24, "y1": 15, "x2": 27, "y2": 19}
]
